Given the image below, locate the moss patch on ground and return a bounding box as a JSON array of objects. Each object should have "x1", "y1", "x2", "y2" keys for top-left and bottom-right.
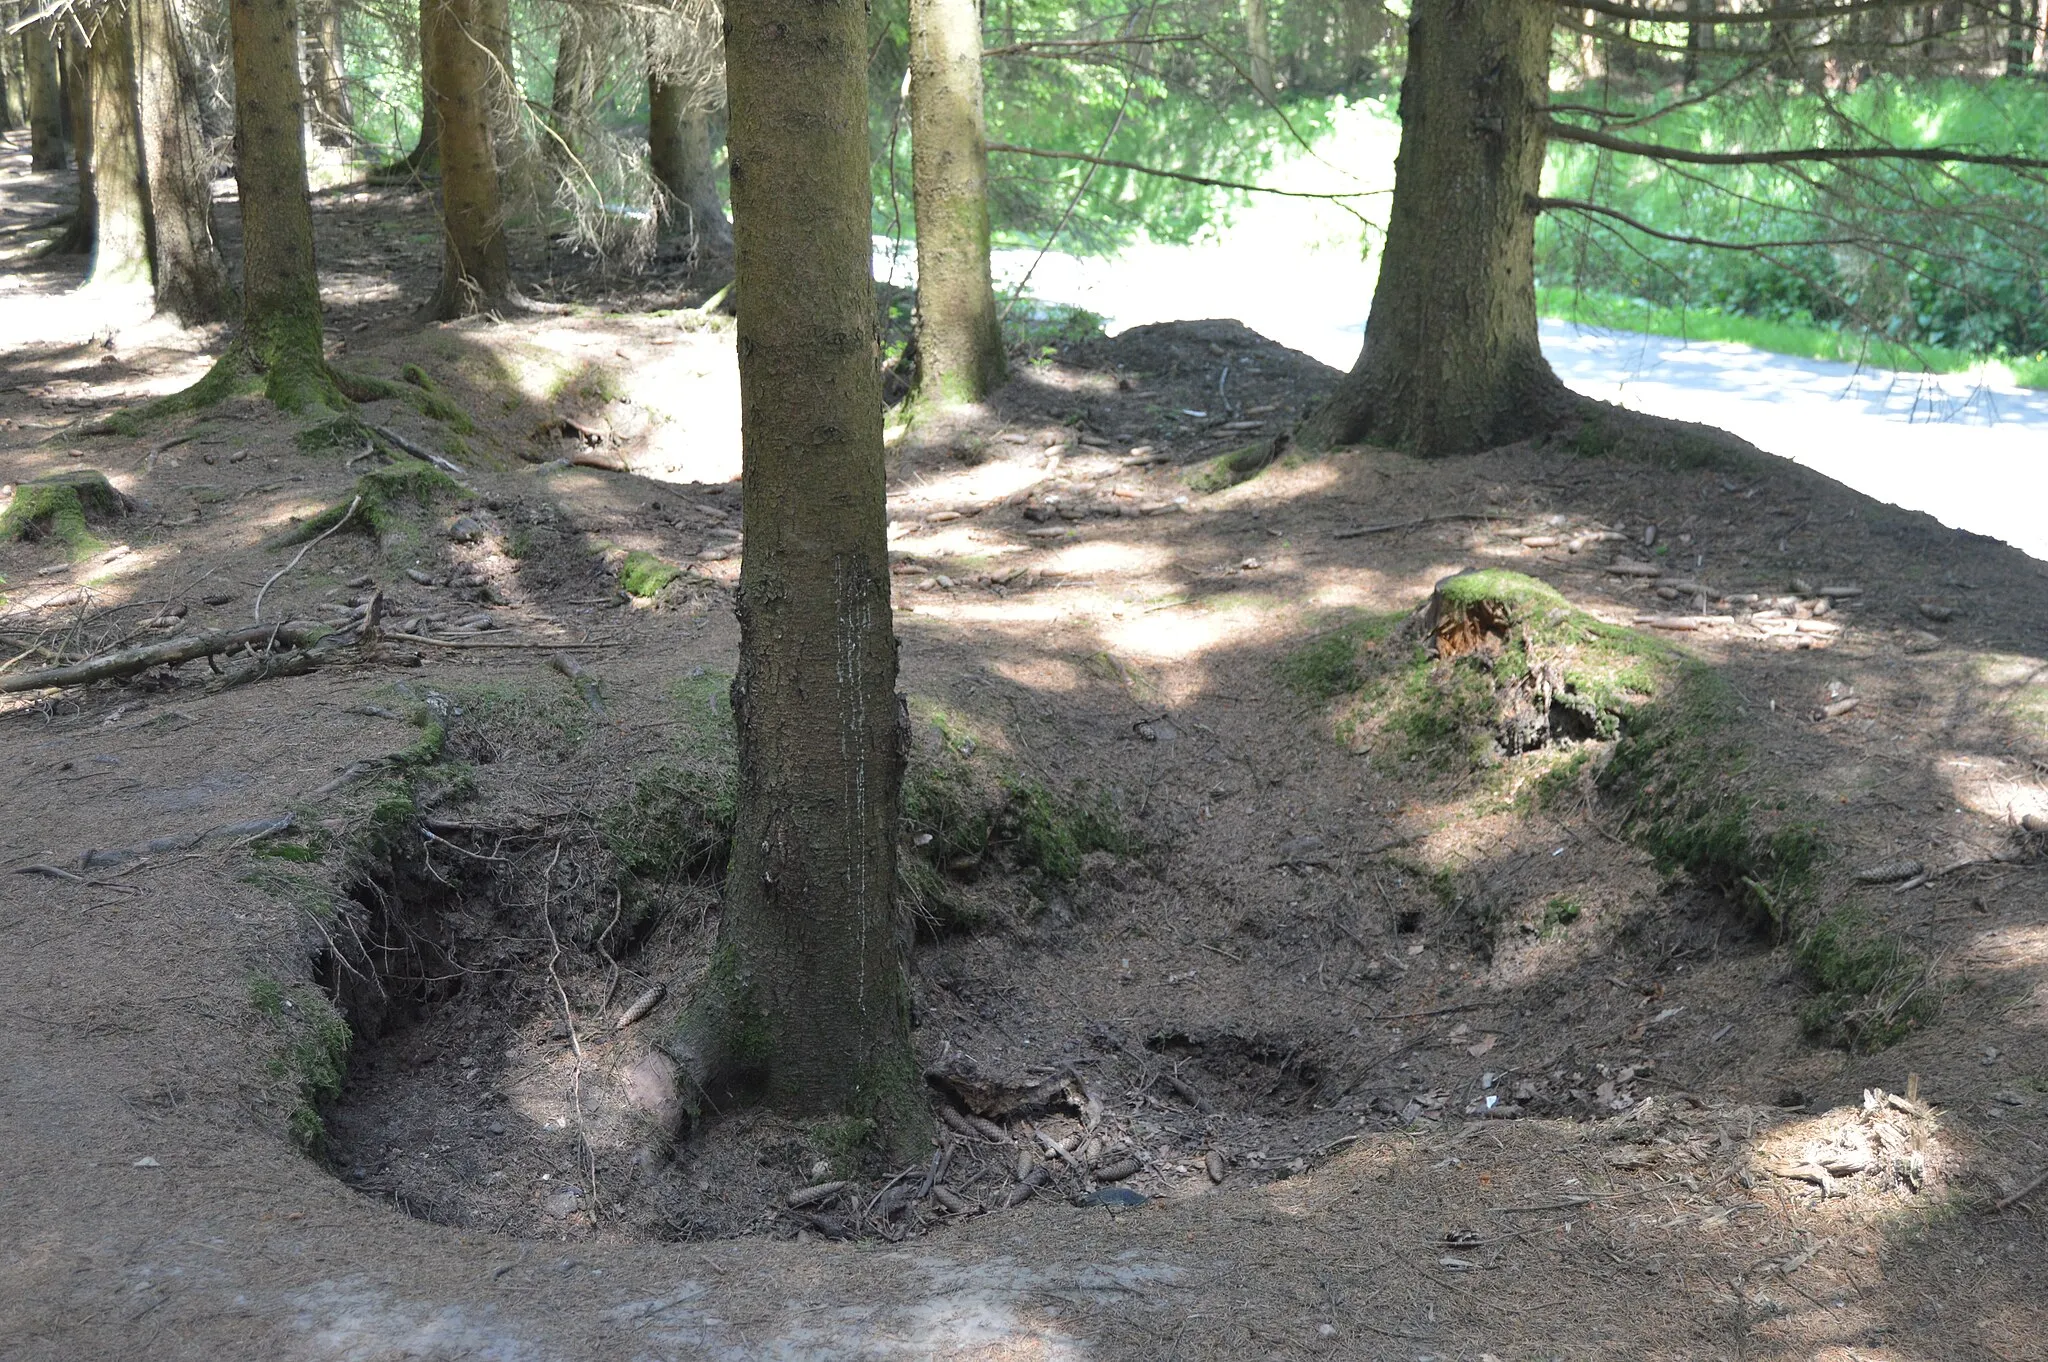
[
  {"x1": 618, "y1": 550, "x2": 684, "y2": 598},
  {"x1": 599, "y1": 671, "x2": 739, "y2": 934},
  {"x1": 250, "y1": 972, "x2": 352, "y2": 1151},
  {"x1": 1, "y1": 470, "x2": 128, "y2": 558},
  {"x1": 1315, "y1": 572, "x2": 1670, "y2": 772},
  {"x1": 275, "y1": 460, "x2": 463, "y2": 548},
  {"x1": 1184, "y1": 439, "x2": 1284, "y2": 494},
  {"x1": 899, "y1": 700, "x2": 1135, "y2": 936}
]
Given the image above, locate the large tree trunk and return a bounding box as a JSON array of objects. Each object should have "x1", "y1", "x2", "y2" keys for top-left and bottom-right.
[
  {"x1": 647, "y1": 75, "x2": 733, "y2": 258},
  {"x1": 687, "y1": 0, "x2": 921, "y2": 1152},
  {"x1": 301, "y1": 0, "x2": 353, "y2": 145},
  {"x1": 426, "y1": 0, "x2": 516, "y2": 316},
  {"x1": 26, "y1": 23, "x2": 68, "y2": 169},
  {"x1": 84, "y1": 0, "x2": 152, "y2": 291},
  {"x1": 48, "y1": 32, "x2": 96, "y2": 254},
  {"x1": 1300, "y1": 0, "x2": 1566, "y2": 458},
  {"x1": 227, "y1": 0, "x2": 336, "y2": 406},
  {"x1": 135, "y1": 0, "x2": 234, "y2": 323},
  {"x1": 908, "y1": 0, "x2": 1005, "y2": 405},
  {"x1": 548, "y1": 10, "x2": 595, "y2": 166}
]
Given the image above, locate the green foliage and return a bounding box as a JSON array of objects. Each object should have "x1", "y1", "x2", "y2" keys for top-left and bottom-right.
[
  {"x1": 1541, "y1": 895, "x2": 1583, "y2": 934},
  {"x1": 1005, "y1": 777, "x2": 1131, "y2": 881},
  {"x1": 618, "y1": 549, "x2": 683, "y2": 598},
  {"x1": 1279, "y1": 615, "x2": 1404, "y2": 701},
  {"x1": 1542, "y1": 76, "x2": 2048, "y2": 374},
  {"x1": 1, "y1": 470, "x2": 125, "y2": 558}
]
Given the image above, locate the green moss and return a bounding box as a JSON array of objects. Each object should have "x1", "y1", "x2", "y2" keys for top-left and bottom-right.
[
  {"x1": 1327, "y1": 574, "x2": 1675, "y2": 771},
  {"x1": 1278, "y1": 613, "x2": 1406, "y2": 701},
  {"x1": 250, "y1": 973, "x2": 285, "y2": 1015},
  {"x1": 252, "y1": 975, "x2": 352, "y2": 1152},
  {"x1": 1541, "y1": 895, "x2": 1583, "y2": 934},
  {"x1": 1005, "y1": 777, "x2": 1132, "y2": 881},
  {"x1": 98, "y1": 410, "x2": 145, "y2": 438},
  {"x1": 1, "y1": 470, "x2": 126, "y2": 557},
  {"x1": 295, "y1": 415, "x2": 370, "y2": 451},
  {"x1": 251, "y1": 841, "x2": 324, "y2": 864},
  {"x1": 1796, "y1": 909, "x2": 1935, "y2": 1051},
  {"x1": 1184, "y1": 439, "x2": 1282, "y2": 494},
  {"x1": 618, "y1": 550, "x2": 683, "y2": 598},
  {"x1": 274, "y1": 459, "x2": 462, "y2": 547},
  {"x1": 600, "y1": 671, "x2": 738, "y2": 886},
  {"x1": 241, "y1": 863, "x2": 339, "y2": 920}
]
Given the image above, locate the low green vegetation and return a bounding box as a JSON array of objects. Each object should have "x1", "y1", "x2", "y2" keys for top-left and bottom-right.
[
  {"x1": 250, "y1": 972, "x2": 352, "y2": 1151},
  {"x1": 599, "y1": 671, "x2": 740, "y2": 927},
  {"x1": 617, "y1": 549, "x2": 684, "y2": 598},
  {"x1": 1541, "y1": 77, "x2": 2048, "y2": 384},
  {"x1": 1184, "y1": 440, "x2": 1283, "y2": 494},
  {"x1": 1539, "y1": 287, "x2": 2048, "y2": 389},
  {"x1": 1297, "y1": 571, "x2": 1930, "y2": 1050}
]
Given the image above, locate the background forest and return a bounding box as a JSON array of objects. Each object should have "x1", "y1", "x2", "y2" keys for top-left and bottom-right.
[{"x1": 5, "y1": 0, "x2": 2046, "y2": 380}]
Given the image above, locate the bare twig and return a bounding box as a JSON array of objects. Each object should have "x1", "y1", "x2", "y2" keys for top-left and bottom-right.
[
  {"x1": 256, "y1": 496, "x2": 359, "y2": 622},
  {"x1": 989, "y1": 143, "x2": 1388, "y2": 206},
  {"x1": 1994, "y1": 1168, "x2": 2048, "y2": 1213},
  {"x1": 1332, "y1": 512, "x2": 1503, "y2": 540}
]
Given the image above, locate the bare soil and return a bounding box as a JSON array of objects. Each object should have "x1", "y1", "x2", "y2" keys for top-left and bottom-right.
[{"x1": 3, "y1": 131, "x2": 2046, "y2": 1360}]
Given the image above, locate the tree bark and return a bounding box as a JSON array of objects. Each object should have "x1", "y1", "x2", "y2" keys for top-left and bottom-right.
[
  {"x1": 426, "y1": 0, "x2": 516, "y2": 316},
  {"x1": 1244, "y1": 0, "x2": 1277, "y2": 95},
  {"x1": 47, "y1": 30, "x2": 96, "y2": 254},
  {"x1": 85, "y1": 0, "x2": 152, "y2": 291},
  {"x1": 691, "y1": 0, "x2": 922, "y2": 1152},
  {"x1": 1299, "y1": 0, "x2": 1568, "y2": 458},
  {"x1": 1, "y1": 31, "x2": 21, "y2": 129},
  {"x1": 1339, "y1": 0, "x2": 1384, "y2": 87},
  {"x1": 26, "y1": 23, "x2": 68, "y2": 169},
  {"x1": 648, "y1": 75, "x2": 733, "y2": 257},
  {"x1": 226, "y1": 0, "x2": 337, "y2": 406},
  {"x1": 135, "y1": 0, "x2": 234, "y2": 323},
  {"x1": 301, "y1": 0, "x2": 353, "y2": 145},
  {"x1": 548, "y1": 9, "x2": 595, "y2": 166},
  {"x1": 909, "y1": 0, "x2": 1006, "y2": 406}
]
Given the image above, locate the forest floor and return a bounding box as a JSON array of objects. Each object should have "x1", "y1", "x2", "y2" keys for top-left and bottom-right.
[{"x1": 4, "y1": 133, "x2": 2048, "y2": 1361}]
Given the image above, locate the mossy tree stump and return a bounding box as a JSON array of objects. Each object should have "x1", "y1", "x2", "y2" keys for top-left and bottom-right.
[{"x1": 1, "y1": 470, "x2": 132, "y2": 557}]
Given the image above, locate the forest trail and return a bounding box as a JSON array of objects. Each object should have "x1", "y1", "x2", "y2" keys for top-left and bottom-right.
[{"x1": 4, "y1": 154, "x2": 2047, "y2": 1361}]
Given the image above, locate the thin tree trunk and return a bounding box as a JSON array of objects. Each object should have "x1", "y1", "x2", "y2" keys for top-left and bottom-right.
[
  {"x1": 687, "y1": 0, "x2": 922, "y2": 1152},
  {"x1": 908, "y1": 0, "x2": 1005, "y2": 405},
  {"x1": 426, "y1": 0, "x2": 516, "y2": 316},
  {"x1": 226, "y1": 0, "x2": 336, "y2": 406},
  {"x1": 48, "y1": 31, "x2": 95, "y2": 254},
  {"x1": 0, "y1": 32, "x2": 19, "y2": 128},
  {"x1": 85, "y1": 0, "x2": 152, "y2": 290},
  {"x1": 2006, "y1": 0, "x2": 2033, "y2": 73},
  {"x1": 381, "y1": 0, "x2": 439, "y2": 174},
  {"x1": 1339, "y1": 0, "x2": 1383, "y2": 88},
  {"x1": 548, "y1": 9, "x2": 594, "y2": 166},
  {"x1": 302, "y1": 0, "x2": 353, "y2": 144},
  {"x1": 26, "y1": 23, "x2": 67, "y2": 169},
  {"x1": 135, "y1": 0, "x2": 234, "y2": 322},
  {"x1": 1299, "y1": 0, "x2": 1567, "y2": 458},
  {"x1": 1683, "y1": 0, "x2": 1708, "y2": 87},
  {"x1": 648, "y1": 75, "x2": 733, "y2": 257},
  {"x1": 1244, "y1": 0, "x2": 1276, "y2": 95}
]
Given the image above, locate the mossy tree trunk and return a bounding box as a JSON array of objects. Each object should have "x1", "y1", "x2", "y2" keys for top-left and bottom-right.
[
  {"x1": 425, "y1": 0, "x2": 516, "y2": 317},
  {"x1": 1298, "y1": 0, "x2": 1569, "y2": 458},
  {"x1": 135, "y1": 0, "x2": 234, "y2": 323},
  {"x1": 48, "y1": 30, "x2": 97, "y2": 255},
  {"x1": 224, "y1": 0, "x2": 339, "y2": 407},
  {"x1": 695, "y1": 0, "x2": 921, "y2": 1152},
  {"x1": 85, "y1": 0, "x2": 153, "y2": 292},
  {"x1": 908, "y1": 0, "x2": 1005, "y2": 406},
  {"x1": 26, "y1": 22, "x2": 68, "y2": 169},
  {"x1": 647, "y1": 75, "x2": 732, "y2": 257},
  {"x1": 302, "y1": 0, "x2": 354, "y2": 145}
]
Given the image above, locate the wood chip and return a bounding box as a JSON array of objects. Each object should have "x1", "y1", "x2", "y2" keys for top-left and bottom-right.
[
  {"x1": 1812, "y1": 696, "x2": 1859, "y2": 720},
  {"x1": 1205, "y1": 1149, "x2": 1226, "y2": 1183},
  {"x1": 1606, "y1": 561, "x2": 1664, "y2": 577}
]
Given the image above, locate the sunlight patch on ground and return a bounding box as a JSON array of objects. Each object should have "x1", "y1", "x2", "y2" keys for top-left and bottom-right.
[
  {"x1": 1103, "y1": 604, "x2": 1266, "y2": 663},
  {"x1": 1041, "y1": 540, "x2": 1165, "y2": 577},
  {"x1": 1938, "y1": 752, "x2": 2048, "y2": 824}
]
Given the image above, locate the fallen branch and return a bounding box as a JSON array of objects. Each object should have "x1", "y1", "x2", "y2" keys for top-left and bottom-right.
[
  {"x1": 255, "y1": 495, "x2": 358, "y2": 622},
  {"x1": 1995, "y1": 1168, "x2": 2048, "y2": 1213},
  {"x1": 987, "y1": 142, "x2": 1389, "y2": 204},
  {"x1": 1332, "y1": 513, "x2": 1502, "y2": 540},
  {"x1": 385, "y1": 631, "x2": 617, "y2": 651},
  {"x1": 366, "y1": 424, "x2": 472, "y2": 482},
  {"x1": 0, "y1": 621, "x2": 328, "y2": 694}
]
